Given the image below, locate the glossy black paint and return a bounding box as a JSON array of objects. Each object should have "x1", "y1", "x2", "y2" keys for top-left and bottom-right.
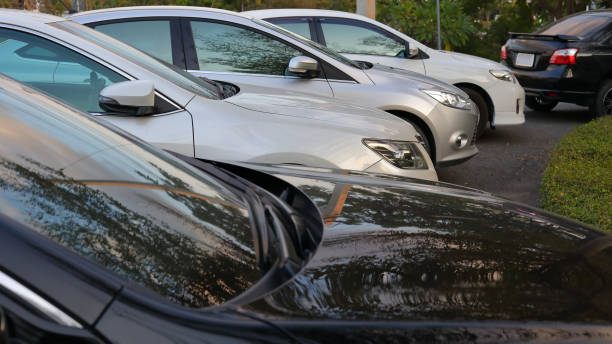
[
  {"x1": 2, "y1": 75, "x2": 612, "y2": 342},
  {"x1": 502, "y1": 11, "x2": 612, "y2": 106}
]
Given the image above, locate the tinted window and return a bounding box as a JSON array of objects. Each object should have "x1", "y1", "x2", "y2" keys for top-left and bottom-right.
[
  {"x1": 539, "y1": 14, "x2": 610, "y2": 37},
  {"x1": 190, "y1": 21, "x2": 303, "y2": 75},
  {"x1": 0, "y1": 76, "x2": 259, "y2": 308},
  {"x1": 319, "y1": 19, "x2": 405, "y2": 56},
  {"x1": 269, "y1": 18, "x2": 312, "y2": 40},
  {"x1": 95, "y1": 20, "x2": 174, "y2": 64},
  {"x1": 0, "y1": 28, "x2": 127, "y2": 112}
]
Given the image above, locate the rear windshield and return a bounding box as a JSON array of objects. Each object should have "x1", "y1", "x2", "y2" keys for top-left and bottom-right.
[{"x1": 538, "y1": 14, "x2": 610, "y2": 38}]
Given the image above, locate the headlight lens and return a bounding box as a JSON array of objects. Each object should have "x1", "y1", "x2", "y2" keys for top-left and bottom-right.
[
  {"x1": 489, "y1": 69, "x2": 515, "y2": 83},
  {"x1": 421, "y1": 89, "x2": 472, "y2": 110},
  {"x1": 363, "y1": 139, "x2": 428, "y2": 169}
]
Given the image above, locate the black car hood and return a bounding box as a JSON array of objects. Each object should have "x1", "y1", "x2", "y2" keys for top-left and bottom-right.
[{"x1": 232, "y1": 164, "x2": 612, "y2": 324}]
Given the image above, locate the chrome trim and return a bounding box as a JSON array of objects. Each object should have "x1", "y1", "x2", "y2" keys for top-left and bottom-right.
[
  {"x1": 187, "y1": 70, "x2": 329, "y2": 82},
  {"x1": 0, "y1": 270, "x2": 82, "y2": 328}
]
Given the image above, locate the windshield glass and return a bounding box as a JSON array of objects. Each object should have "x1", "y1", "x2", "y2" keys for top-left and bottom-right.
[
  {"x1": 538, "y1": 14, "x2": 610, "y2": 38},
  {"x1": 51, "y1": 20, "x2": 220, "y2": 100},
  {"x1": 253, "y1": 18, "x2": 363, "y2": 69},
  {"x1": 0, "y1": 75, "x2": 260, "y2": 308}
]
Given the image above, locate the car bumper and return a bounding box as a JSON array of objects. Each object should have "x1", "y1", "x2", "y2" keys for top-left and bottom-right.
[
  {"x1": 509, "y1": 64, "x2": 596, "y2": 105},
  {"x1": 364, "y1": 143, "x2": 438, "y2": 182},
  {"x1": 486, "y1": 79, "x2": 526, "y2": 126},
  {"x1": 428, "y1": 103, "x2": 479, "y2": 166}
]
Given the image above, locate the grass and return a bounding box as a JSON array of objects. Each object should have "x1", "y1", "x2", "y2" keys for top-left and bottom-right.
[{"x1": 540, "y1": 116, "x2": 612, "y2": 231}]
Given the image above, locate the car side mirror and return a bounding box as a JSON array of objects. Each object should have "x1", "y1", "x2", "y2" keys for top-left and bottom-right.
[
  {"x1": 287, "y1": 56, "x2": 320, "y2": 78},
  {"x1": 406, "y1": 42, "x2": 419, "y2": 59},
  {"x1": 99, "y1": 80, "x2": 155, "y2": 116}
]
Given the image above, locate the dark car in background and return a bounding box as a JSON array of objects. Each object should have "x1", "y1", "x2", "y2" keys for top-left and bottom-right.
[
  {"x1": 2, "y1": 73, "x2": 612, "y2": 343},
  {"x1": 502, "y1": 10, "x2": 612, "y2": 116}
]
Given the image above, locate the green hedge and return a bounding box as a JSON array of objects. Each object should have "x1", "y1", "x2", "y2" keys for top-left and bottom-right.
[{"x1": 540, "y1": 116, "x2": 612, "y2": 231}]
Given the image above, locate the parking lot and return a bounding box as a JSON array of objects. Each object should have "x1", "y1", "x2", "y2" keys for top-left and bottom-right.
[{"x1": 438, "y1": 103, "x2": 591, "y2": 207}]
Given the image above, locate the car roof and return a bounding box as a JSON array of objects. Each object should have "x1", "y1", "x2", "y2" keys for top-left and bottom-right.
[
  {"x1": 245, "y1": 8, "x2": 370, "y2": 20},
  {"x1": 70, "y1": 5, "x2": 252, "y2": 19},
  {"x1": 0, "y1": 9, "x2": 64, "y2": 25}
]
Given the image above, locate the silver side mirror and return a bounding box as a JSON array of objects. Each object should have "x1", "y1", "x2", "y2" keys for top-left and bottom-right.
[
  {"x1": 287, "y1": 56, "x2": 319, "y2": 78},
  {"x1": 408, "y1": 46, "x2": 420, "y2": 58},
  {"x1": 99, "y1": 80, "x2": 155, "y2": 116}
]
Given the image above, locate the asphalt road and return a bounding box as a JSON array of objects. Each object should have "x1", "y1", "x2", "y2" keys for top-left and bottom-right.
[{"x1": 437, "y1": 103, "x2": 591, "y2": 207}]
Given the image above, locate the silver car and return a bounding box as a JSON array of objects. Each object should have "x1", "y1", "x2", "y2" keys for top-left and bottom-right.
[
  {"x1": 0, "y1": 9, "x2": 438, "y2": 181},
  {"x1": 71, "y1": 6, "x2": 480, "y2": 167}
]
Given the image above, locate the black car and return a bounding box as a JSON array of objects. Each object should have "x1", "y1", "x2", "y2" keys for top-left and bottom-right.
[
  {"x1": 502, "y1": 10, "x2": 612, "y2": 116},
  {"x1": 1, "y1": 74, "x2": 612, "y2": 343}
]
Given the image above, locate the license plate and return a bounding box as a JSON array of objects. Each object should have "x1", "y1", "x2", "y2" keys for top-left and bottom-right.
[{"x1": 515, "y1": 53, "x2": 535, "y2": 67}]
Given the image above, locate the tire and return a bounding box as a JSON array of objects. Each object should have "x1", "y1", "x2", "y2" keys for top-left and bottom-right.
[
  {"x1": 413, "y1": 123, "x2": 433, "y2": 159},
  {"x1": 592, "y1": 79, "x2": 612, "y2": 118},
  {"x1": 459, "y1": 87, "x2": 488, "y2": 138},
  {"x1": 525, "y1": 96, "x2": 559, "y2": 112}
]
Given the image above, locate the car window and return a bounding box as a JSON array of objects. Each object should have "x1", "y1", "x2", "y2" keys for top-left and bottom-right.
[
  {"x1": 189, "y1": 20, "x2": 303, "y2": 75},
  {"x1": 319, "y1": 18, "x2": 405, "y2": 57},
  {"x1": 0, "y1": 28, "x2": 127, "y2": 112},
  {"x1": 0, "y1": 75, "x2": 259, "y2": 308},
  {"x1": 94, "y1": 20, "x2": 174, "y2": 64},
  {"x1": 268, "y1": 18, "x2": 312, "y2": 40},
  {"x1": 538, "y1": 14, "x2": 610, "y2": 38}
]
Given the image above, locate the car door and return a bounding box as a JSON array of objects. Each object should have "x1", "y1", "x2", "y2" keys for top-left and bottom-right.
[
  {"x1": 0, "y1": 26, "x2": 194, "y2": 156},
  {"x1": 181, "y1": 18, "x2": 334, "y2": 97},
  {"x1": 312, "y1": 17, "x2": 426, "y2": 74}
]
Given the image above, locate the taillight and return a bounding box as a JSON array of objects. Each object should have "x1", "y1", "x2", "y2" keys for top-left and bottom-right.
[
  {"x1": 549, "y1": 48, "x2": 579, "y2": 65},
  {"x1": 501, "y1": 45, "x2": 507, "y2": 60}
]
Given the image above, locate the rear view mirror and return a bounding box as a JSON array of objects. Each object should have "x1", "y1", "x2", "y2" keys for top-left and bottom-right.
[
  {"x1": 99, "y1": 80, "x2": 155, "y2": 116},
  {"x1": 287, "y1": 56, "x2": 319, "y2": 78}
]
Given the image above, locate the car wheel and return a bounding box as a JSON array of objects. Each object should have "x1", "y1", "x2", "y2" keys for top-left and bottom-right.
[
  {"x1": 459, "y1": 87, "x2": 488, "y2": 138},
  {"x1": 592, "y1": 79, "x2": 612, "y2": 118},
  {"x1": 525, "y1": 96, "x2": 559, "y2": 112}
]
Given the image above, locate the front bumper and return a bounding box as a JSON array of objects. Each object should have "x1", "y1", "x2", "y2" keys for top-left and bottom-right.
[
  {"x1": 365, "y1": 143, "x2": 438, "y2": 182},
  {"x1": 428, "y1": 103, "x2": 479, "y2": 167},
  {"x1": 486, "y1": 78, "x2": 526, "y2": 126}
]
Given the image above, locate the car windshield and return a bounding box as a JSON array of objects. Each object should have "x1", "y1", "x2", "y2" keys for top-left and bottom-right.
[
  {"x1": 50, "y1": 20, "x2": 221, "y2": 100},
  {"x1": 0, "y1": 74, "x2": 260, "y2": 308},
  {"x1": 538, "y1": 14, "x2": 610, "y2": 38},
  {"x1": 253, "y1": 18, "x2": 363, "y2": 69}
]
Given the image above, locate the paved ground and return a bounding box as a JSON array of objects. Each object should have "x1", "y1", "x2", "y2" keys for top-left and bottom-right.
[{"x1": 437, "y1": 103, "x2": 591, "y2": 207}]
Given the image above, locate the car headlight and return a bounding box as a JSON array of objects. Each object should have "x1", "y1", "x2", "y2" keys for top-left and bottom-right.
[
  {"x1": 421, "y1": 89, "x2": 472, "y2": 110},
  {"x1": 363, "y1": 139, "x2": 428, "y2": 169},
  {"x1": 489, "y1": 69, "x2": 515, "y2": 83}
]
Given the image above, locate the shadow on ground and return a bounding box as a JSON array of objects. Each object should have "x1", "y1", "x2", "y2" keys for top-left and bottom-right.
[{"x1": 437, "y1": 103, "x2": 591, "y2": 207}]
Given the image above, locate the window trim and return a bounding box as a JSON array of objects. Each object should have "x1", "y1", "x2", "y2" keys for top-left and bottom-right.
[
  {"x1": 264, "y1": 16, "x2": 318, "y2": 42},
  {"x1": 181, "y1": 17, "x2": 355, "y2": 82},
  {"x1": 0, "y1": 24, "x2": 182, "y2": 115}
]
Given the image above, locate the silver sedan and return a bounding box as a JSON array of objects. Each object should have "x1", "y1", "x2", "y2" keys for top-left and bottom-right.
[{"x1": 71, "y1": 6, "x2": 480, "y2": 167}]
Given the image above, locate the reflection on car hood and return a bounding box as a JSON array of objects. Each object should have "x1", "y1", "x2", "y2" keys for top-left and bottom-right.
[
  {"x1": 240, "y1": 166, "x2": 612, "y2": 323},
  {"x1": 224, "y1": 84, "x2": 409, "y2": 125},
  {"x1": 365, "y1": 64, "x2": 468, "y2": 98}
]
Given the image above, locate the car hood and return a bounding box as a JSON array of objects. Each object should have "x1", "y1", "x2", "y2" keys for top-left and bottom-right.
[
  {"x1": 238, "y1": 165, "x2": 612, "y2": 323},
  {"x1": 363, "y1": 64, "x2": 468, "y2": 98},
  {"x1": 224, "y1": 84, "x2": 410, "y2": 127},
  {"x1": 436, "y1": 50, "x2": 507, "y2": 71}
]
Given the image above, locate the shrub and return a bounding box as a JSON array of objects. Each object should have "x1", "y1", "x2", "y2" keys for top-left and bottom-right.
[{"x1": 540, "y1": 116, "x2": 612, "y2": 231}]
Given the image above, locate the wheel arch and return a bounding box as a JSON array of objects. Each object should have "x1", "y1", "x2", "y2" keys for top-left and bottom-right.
[
  {"x1": 384, "y1": 109, "x2": 437, "y2": 162},
  {"x1": 454, "y1": 82, "x2": 495, "y2": 126}
]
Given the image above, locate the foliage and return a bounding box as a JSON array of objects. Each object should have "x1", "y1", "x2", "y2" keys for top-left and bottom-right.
[
  {"x1": 377, "y1": 0, "x2": 476, "y2": 49},
  {"x1": 540, "y1": 116, "x2": 612, "y2": 232}
]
